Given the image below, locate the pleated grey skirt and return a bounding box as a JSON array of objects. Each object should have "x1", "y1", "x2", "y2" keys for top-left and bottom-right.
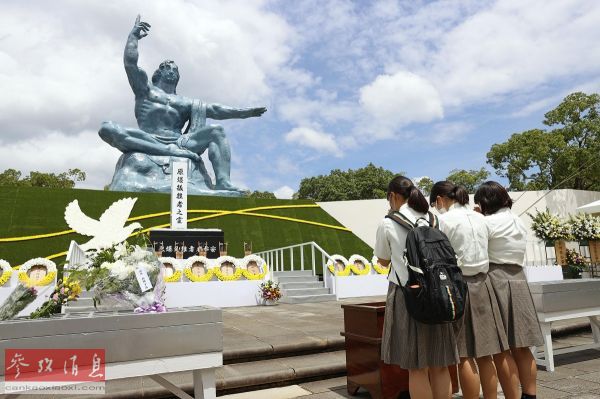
[
  {"x1": 487, "y1": 264, "x2": 544, "y2": 348},
  {"x1": 454, "y1": 273, "x2": 509, "y2": 358},
  {"x1": 381, "y1": 282, "x2": 459, "y2": 369}
]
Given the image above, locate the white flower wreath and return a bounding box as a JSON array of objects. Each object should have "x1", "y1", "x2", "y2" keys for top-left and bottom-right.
[
  {"x1": 326, "y1": 254, "x2": 351, "y2": 276},
  {"x1": 348, "y1": 255, "x2": 372, "y2": 275},
  {"x1": 158, "y1": 257, "x2": 183, "y2": 283},
  {"x1": 213, "y1": 256, "x2": 242, "y2": 281},
  {"x1": 183, "y1": 256, "x2": 214, "y2": 282},
  {"x1": 19, "y1": 258, "x2": 57, "y2": 286},
  {"x1": 372, "y1": 256, "x2": 390, "y2": 275},
  {"x1": 240, "y1": 255, "x2": 268, "y2": 280},
  {"x1": 0, "y1": 259, "x2": 13, "y2": 287}
]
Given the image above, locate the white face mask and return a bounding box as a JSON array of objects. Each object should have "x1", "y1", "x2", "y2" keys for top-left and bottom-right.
[{"x1": 436, "y1": 199, "x2": 448, "y2": 214}]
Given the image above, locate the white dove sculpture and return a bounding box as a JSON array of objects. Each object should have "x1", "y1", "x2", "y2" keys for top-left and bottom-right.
[{"x1": 64, "y1": 197, "x2": 143, "y2": 251}]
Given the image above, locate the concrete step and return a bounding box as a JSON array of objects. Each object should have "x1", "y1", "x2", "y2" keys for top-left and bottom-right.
[
  {"x1": 276, "y1": 275, "x2": 320, "y2": 284},
  {"x1": 279, "y1": 281, "x2": 324, "y2": 289},
  {"x1": 279, "y1": 294, "x2": 337, "y2": 304},
  {"x1": 272, "y1": 270, "x2": 314, "y2": 277},
  {"x1": 282, "y1": 287, "x2": 330, "y2": 296}
]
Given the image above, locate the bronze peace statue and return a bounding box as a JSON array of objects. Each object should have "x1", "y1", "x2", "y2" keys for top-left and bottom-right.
[{"x1": 99, "y1": 16, "x2": 266, "y2": 195}]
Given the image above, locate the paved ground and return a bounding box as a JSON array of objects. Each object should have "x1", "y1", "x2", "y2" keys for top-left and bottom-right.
[{"x1": 219, "y1": 297, "x2": 600, "y2": 399}]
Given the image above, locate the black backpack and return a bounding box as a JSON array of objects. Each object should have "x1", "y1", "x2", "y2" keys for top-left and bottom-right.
[{"x1": 386, "y1": 210, "x2": 467, "y2": 324}]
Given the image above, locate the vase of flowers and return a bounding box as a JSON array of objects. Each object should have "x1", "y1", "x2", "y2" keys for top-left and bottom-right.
[
  {"x1": 569, "y1": 213, "x2": 600, "y2": 263},
  {"x1": 563, "y1": 249, "x2": 586, "y2": 279},
  {"x1": 259, "y1": 280, "x2": 282, "y2": 305}
]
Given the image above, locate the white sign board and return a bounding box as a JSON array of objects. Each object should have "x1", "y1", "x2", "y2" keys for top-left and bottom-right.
[{"x1": 171, "y1": 161, "x2": 188, "y2": 229}]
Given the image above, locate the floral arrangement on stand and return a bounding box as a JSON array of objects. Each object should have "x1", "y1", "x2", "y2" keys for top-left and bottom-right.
[
  {"x1": 569, "y1": 213, "x2": 600, "y2": 242},
  {"x1": 563, "y1": 249, "x2": 586, "y2": 279},
  {"x1": 259, "y1": 280, "x2": 282, "y2": 305},
  {"x1": 371, "y1": 256, "x2": 390, "y2": 275},
  {"x1": 326, "y1": 255, "x2": 351, "y2": 276},
  {"x1": 213, "y1": 256, "x2": 243, "y2": 281},
  {"x1": 528, "y1": 209, "x2": 572, "y2": 242},
  {"x1": 29, "y1": 278, "x2": 82, "y2": 318},
  {"x1": 0, "y1": 259, "x2": 13, "y2": 287},
  {"x1": 240, "y1": 255, "x2": 268, "y2": 280},
  {"x1": 183, "y1": 256, "x2": 214, "y2": 282},
  {"x1": 348, "y1": 255, "x2": 372, "y2": 276},
  {"x1": 0, "y1": 285, "x2": 38, "y2": 320},
  {"x1": 158, "y1": 257, "x2": 183, "y2": 283},
  {"x1": 18, "y1": 258, "x2": 57, "y2": 287}
]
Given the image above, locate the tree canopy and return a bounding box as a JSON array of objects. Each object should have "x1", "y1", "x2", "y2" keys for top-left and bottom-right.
[
  {"x1": 446, "y1": 168, "x2": 490, "y2": 193},
  {"x1": 248, "y1": 190, "x2": 276, "y2": 199},
  {"x1": 487, "y1": 92, "x2": 600, "y2": 191},
  {"x1": 297, "y1": 163, "x2": 402, "y2": 201},
  {"x1": 0, "y1": 168, "x2": 86, "y2": 189}
]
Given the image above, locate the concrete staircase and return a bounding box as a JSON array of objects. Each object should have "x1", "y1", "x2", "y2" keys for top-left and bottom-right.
[{"x1": 273, "y1": 270, "x2": 336, "y2": 303}]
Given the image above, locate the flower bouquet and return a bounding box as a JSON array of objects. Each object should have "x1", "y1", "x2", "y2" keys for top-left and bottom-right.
[
  {"x1": 68, "y1": 238, "x2": 166, "y2": 313},
  {"x1": 569, "y1": 213, "x2": 600, "y2": 242},
  {"x1": 29, "y1": 278, "x2": 82, "y2": 319},
  {"x1": 528, "y1": 209, "x2": 572, "y2": 242},
  {"x1": 0, "y1": 285, "x2": 38, "y2": 320},
  {"x1": 259, "y1": 280, "x2": 282, "y2": 305}
]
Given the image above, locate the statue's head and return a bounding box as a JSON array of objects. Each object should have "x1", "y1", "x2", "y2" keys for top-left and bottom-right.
[{"x1": 152, "y1": 60, "x2": 180, "y2": 89}]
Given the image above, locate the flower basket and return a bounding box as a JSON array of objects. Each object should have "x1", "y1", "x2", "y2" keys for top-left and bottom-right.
[
  {"x1": 590, "y1": 240, "x2": 600, "y2": 263},
  {"x1": 554, "y1": 241, "x2": 567, "y2": 266}
]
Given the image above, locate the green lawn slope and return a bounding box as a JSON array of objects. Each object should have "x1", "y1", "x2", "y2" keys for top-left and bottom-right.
[{"x1": 0, "y1": 187, "x2": 371, "y2": 272}]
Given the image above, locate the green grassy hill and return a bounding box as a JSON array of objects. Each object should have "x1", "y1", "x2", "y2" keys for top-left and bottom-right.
[{"x1": 0, "y1": 187, "x2": 371, "y2": 272}]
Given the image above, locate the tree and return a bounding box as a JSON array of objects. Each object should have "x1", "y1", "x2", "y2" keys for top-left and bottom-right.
[
  {"x1": 446, "y1": 168, "x2": 490, "y2": 193},
  {"x1": 297, "y1": 163, "x2": 402, "y2": 201},
  {"x1": 415, "y1": 177, "x2": 434, "y2": 195},
  {"x1": 0, "y1": 168, "x2": 86, "y2": 188},
  {"x1": 487, "y1": 92, "x2": 600, "y2": 191},
  {"x1": 248, "y1": 190, "x2": 276, "y2": 199}
]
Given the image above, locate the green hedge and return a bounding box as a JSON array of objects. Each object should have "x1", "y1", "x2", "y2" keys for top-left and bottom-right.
[{"x1": 0, "y1": 187, "x2": 371, "y2": 272}]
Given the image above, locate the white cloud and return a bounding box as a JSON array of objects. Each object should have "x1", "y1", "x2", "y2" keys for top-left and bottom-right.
[
  {"x1": 358, "y1": 71, "x2": 444, "y2": 138},
  {"x1": 274, "y1": 185, "x2": 295, "y2": 199},
  {"x1": 284, "y1": 126, "x2": 341, "y2": 155},
  {"x1": 0, "y1": 130, "x2": 120, "y2": 189}
]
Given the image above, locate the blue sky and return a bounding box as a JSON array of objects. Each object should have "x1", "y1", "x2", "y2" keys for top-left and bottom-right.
[{"x1": 1, "y1": 0, "x2": 600, "y2": 198}]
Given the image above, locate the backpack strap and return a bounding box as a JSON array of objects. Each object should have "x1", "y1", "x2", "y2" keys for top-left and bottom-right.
[
  {"x1": 385, "y1": 211, "x2": 415, "y2": 231},
  {"x1": 427, "y1": 211, "x2": 439, "y2": 228}
]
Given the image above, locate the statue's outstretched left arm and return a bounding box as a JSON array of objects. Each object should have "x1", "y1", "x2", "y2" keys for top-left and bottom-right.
[{"x1": 206, "y1": 104, "x2": 267, "y2": 120}]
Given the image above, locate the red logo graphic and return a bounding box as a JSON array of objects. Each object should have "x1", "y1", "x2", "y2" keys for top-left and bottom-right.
[{"x1": 5, "y1": 349, "x2": 105, "y2": 382}]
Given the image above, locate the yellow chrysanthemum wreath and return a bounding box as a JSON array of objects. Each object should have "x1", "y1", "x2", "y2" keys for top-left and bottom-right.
[
  {"x1": 0, "y1": 259, "x2": 13, "y2": 287},
  {"x1": 183, "y1": 256, "x2": 215, "y2": 282},
  {"x1": 213, "y1": 256, "x2": 243, "y2": 281},
  {"x1": 348, "y1": 255, "x2": 372, "y2": 276},
  {"x1": 326, "y1": 255, "x2": 351, "y2": 276},
  {"x1": 158, "y1": 257, "x2": 183, "y2": 283},
  {"x1": 371, "y1": 256, "x2": 390, "y2": 275},
  {"x1": 240, "y1": 255, "x2": 268, "y2": 280},
  {"x1": 18, "y1": 258, "x2": 57, "y2": 287}
]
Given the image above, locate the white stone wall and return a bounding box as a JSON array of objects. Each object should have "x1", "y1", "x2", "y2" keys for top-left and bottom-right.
[{"x1": 318, "y1": 189, "x2": 600, "y2": 266}]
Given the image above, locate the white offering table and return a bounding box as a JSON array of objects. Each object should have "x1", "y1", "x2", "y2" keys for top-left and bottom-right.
[
  {"x1": 326, "y1": 270, "x2": 389, "y2": 300},
  {"x1": 529, "y1": 279, "x2": 600, "y2": 372},
  {"x1": 0, "y1": 307, "x2": 223, "y2": 399}
]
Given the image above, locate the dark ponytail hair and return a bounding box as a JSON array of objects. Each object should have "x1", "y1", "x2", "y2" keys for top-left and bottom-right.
[
  {"x1": 473, "y1": 181, "x2": 513, "y2": 215},
  {"x1": 429, "y1": 181, "x2": 469, "y2": 206},
  {"x1": 387, "y1": 175, "x2": 429, "y2": 214}
]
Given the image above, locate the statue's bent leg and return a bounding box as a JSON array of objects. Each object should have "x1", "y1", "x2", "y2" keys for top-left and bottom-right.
[
  {"x1": 98, "y1": 121, "x2": 200, "y2": 162},
  {"x1": 184, "y1": 124, "x2": 241, "y2": 191}
]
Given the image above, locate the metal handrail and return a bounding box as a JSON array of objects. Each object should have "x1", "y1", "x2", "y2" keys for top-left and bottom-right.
[{"x1": 254, "y1": 241, "x2": 335, "y2": 289}]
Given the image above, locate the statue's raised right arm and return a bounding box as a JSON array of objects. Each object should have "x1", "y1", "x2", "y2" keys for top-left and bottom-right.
[{"x1": 124, "y1": 15, "x2": 151, "y2": 97}]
